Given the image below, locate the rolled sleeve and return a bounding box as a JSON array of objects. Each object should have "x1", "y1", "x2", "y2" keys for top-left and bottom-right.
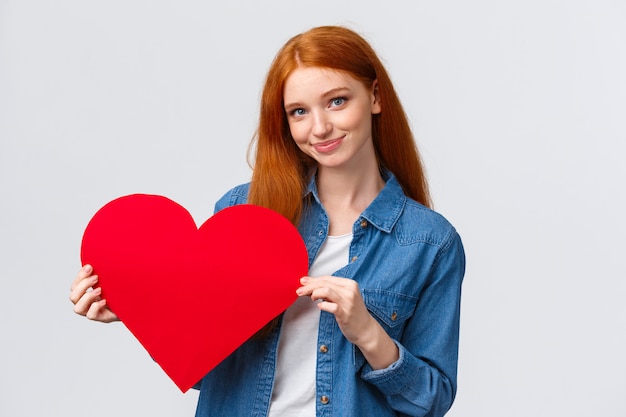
[{"x1": 361, "y1": 232, "x2": 465, "y2": 416}]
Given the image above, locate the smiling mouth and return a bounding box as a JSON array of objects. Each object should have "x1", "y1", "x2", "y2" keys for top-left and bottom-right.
[{"x1": 313, "y1": 137, "x2": 343, "y2": 153}]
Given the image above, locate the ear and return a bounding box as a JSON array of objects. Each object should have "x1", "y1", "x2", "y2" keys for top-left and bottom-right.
[{"x1": 370, "y1": 79, "x2": 382, "y2": 114}]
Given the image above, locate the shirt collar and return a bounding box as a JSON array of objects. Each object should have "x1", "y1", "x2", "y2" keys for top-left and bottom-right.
[{"x1": 304, "y1": 169, "x2": 406, "y2": 234}]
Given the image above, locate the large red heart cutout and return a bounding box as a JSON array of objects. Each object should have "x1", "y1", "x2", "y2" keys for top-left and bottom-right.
[{"x1": 80, "y1": 195, "x2": 308, "y2": 392}]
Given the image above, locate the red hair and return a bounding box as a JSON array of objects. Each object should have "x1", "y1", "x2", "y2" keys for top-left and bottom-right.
[{"x1": 249, "y1": 25, "x2": 432, "y2": 224}]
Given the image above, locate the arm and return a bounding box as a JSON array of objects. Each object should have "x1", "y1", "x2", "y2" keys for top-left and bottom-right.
[
  {"x1": 297, "y1": 232, "x2": 465, "y2": 416},
  {"x1": 361, "y1": 232, "x2": 466, "y2": 416}
]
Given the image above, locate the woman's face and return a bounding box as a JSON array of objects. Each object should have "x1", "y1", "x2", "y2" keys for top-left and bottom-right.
[{"x1": 283, "y1": 67, "x2": 381, "y2": 171}]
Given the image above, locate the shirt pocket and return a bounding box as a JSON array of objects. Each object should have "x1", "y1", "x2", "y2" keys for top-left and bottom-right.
[{"x1": 361, "y1": 289, "x2": 418, "y2": 341}]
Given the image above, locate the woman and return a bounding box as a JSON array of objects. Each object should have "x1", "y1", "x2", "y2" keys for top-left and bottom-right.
[{"x1": 71, "y1": 25, "x2": 465, "y2": 417}]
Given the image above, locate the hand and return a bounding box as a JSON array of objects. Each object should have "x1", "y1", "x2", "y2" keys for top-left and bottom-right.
[
  {"x1": 296, "y1": 276, "x2": 399, "y2": 369},
  {"x1": 69, "y1": 265, "x2": 119, "y2": 323},
  {"x1": 297, "y1": 275, "x2": 373, "y2": 344}
]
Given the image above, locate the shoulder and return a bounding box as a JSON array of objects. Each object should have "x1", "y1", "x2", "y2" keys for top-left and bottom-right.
[
  {"x1": 395, "y1": 198, "x2": 460, "y2": 251},
  {"x1": 396, "y1": 199, "x2": 465, "y2": 272},
  {"x1": 214, "y1": 183, "x2": 250, "y2": 213}
]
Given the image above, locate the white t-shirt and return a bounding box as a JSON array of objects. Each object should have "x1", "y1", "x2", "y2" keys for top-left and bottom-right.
[{"x1": 268, "y1": 233, "x2": 352, "y2": 416}]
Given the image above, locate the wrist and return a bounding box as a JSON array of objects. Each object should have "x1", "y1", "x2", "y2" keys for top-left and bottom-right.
[{"x1": 356, "y1": 318, "x2": 399, "y2": 370}]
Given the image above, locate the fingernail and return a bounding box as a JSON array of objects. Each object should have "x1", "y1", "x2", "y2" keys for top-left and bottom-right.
[
  {"x1": 83, "y1": 265, "x2": 92, "y2": 273},
  {"x1": 300, "y1": 277, "x2": 308, "y2": 284}
]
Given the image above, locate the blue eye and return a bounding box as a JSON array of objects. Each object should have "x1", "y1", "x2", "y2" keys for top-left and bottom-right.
[
  {"x1": 330, "y1": 97, "x2": 346, "y2": 107},
  {"x1": 291, "y1": 108, "x2": 306, "y2": 116}
]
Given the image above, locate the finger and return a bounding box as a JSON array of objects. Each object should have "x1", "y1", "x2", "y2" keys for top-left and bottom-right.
[
  {"x1": 300, "y1": 276, "x2": 358, "y2": 292},
  {"x1": 309, "y1": 287, "x2": 334, "y2": 303},
  {"x1": 316, "y1": 300, "x2": 339, "y2": 315},
  {"x1": 296, "y1": 276, "x2": 313, "y2": 296},
  {"x1": 73, "y1": 287, "x2": 102, "y2": 316},
  {"x1": 86, "y1": 298, "x2": 108, "y2": 320},
  {"x1": 86, "y1": 299, "x2": 119, "y2": 323},
  {"x1": 297, "y1": 276, "x2": 335, "y2": 296},
  {"x1": 69, "y1": 274, "x2": 98, "y2": 304},
  {"x1": 71, "y1": 265, "x2": 93, "y2": 290}
]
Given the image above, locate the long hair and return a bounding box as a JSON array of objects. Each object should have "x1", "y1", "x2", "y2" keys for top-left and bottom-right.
[{"x1": 248, "y1": 25, "x2": 432, "y2": 226}]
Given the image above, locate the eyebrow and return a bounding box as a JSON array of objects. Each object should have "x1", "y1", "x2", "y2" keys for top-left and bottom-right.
[
  {"x1": 321, "y1": 87, "x2": 351, "y2": 99},
  {"x1": 284, "y1": 87, "x2": 351, "y2": 111}
]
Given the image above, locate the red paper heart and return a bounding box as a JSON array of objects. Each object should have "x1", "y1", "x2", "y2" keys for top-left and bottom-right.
[{"x1": 80, "y1": 195, "x2": 308, "y2": 392}]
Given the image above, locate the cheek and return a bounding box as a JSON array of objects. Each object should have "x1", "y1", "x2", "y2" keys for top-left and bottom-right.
[
  {"x1": 341, "y1": 106, "x2": 371, "y2": 131},
  {"x1": 288, "y1": 121, "x2": 308, "y2": 145}
]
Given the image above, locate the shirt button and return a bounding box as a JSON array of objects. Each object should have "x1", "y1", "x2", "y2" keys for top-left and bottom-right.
[
  {"x1": 391, "y1": 311, "x2": 398, "y2": 321},
  {"x1": 320, "y1": 395, "x2": 330, "y2": 405},
  {"x1": 319, "y1": 344, "x2": 328, "y2": 353},
  {"x1": 360, "y1": 219, "x2": 368, "y2": 228},
  {"x1": 351, "y1": 256, "x2": 358, "y2": 263}
]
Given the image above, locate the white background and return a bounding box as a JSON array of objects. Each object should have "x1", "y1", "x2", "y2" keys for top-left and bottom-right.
[{"x1": 1, "y1": 1, "x2": 624, "y2": 416}]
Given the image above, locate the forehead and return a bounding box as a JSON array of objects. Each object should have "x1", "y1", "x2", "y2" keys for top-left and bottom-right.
[{"x1": 283, "y1": 67, "x2": 361, "y2": 99}]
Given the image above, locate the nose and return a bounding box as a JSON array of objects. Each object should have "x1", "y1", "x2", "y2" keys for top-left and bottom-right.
[{"x1": 311, "y1": 111, "x2": 332, "y2": 138}]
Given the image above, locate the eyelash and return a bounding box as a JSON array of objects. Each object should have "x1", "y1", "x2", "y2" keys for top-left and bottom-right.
[
  {"x1": 330, "y1": 97, "x2": 347, "y2": 107},
  {"x1": 288, "y1": 97, "x2": 349, "y2": 117}
]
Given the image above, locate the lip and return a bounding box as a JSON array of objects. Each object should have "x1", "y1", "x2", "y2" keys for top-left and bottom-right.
[{"x1": 313, "y1": 137, "x2": 343, "y2": 153}]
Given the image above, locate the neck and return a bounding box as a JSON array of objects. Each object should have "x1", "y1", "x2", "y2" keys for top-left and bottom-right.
[
  {"x1": 317, "y1": 165, "x2": 384, "y2": 210},
  {"x1": 315, "y1": 157, "x2": 385, "y2": 236}
]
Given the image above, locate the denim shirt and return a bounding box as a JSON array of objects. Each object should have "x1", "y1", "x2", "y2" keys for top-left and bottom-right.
[{"x1": 195, "y1": 173, "x2": 465, "y2": 417}]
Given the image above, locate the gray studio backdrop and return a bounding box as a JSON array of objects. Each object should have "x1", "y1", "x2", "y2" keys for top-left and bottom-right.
[{"x1": 1, "y1": 1, "x2": 624, "y2": 416}]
